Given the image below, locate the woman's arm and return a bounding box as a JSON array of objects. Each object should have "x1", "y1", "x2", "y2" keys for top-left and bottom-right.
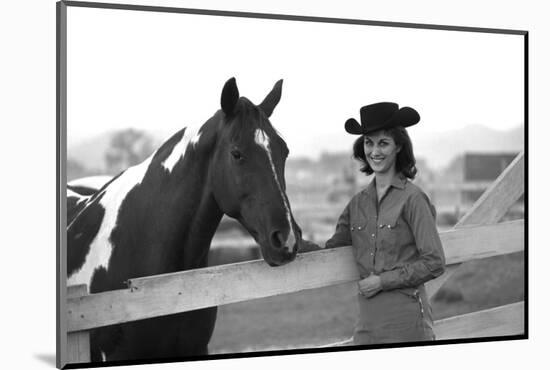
[
  {"x1": 379, "y1": 191, "x2": 446, "y2": 290},
  {"x1": 298, "y1": 202, "x2": 353, "y2": 253},
  {"x1": 325, "y1": 202, "x2": 352, "y2": 249}
]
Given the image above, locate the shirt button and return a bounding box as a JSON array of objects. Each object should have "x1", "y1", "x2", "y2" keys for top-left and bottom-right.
[
  {"x1": 358, "y1": 226, "x2": 362, "y2": 230},
  {"x1": 371, "y1": 234, "x2": 375, "y2": 238},
  {"x1": 379, "y1": 224, "x2": 384, "y2": 228}
]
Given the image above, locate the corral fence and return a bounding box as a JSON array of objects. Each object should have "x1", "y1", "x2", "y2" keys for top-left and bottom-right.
[{"x1": 64, "y1": 152, "x2": 525, "y2": 365}]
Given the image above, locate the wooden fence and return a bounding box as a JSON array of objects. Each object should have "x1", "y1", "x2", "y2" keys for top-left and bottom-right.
[{"x1": 65, "y1": 151, "x2": 525, "y2": 364}]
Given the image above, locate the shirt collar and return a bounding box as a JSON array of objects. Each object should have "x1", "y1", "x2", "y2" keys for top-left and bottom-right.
[{"x1": 363, "y1": 173, "x2": 407, "y2": 194}]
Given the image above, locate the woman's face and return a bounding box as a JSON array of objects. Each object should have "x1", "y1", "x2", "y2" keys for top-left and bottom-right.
[{"x1": 363, "y1": 131, "x2": 401, "y2": 175}]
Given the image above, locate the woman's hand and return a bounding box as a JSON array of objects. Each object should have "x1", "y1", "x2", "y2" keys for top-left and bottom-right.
[
  {"x1": 297, "y1": 239, "x2": 323, "y2": 253},
  {"x1": 358, "y1": 273, "x2": 382, "y2": 298}
]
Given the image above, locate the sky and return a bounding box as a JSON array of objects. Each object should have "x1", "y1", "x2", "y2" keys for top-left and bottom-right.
[{"x1": 67, "y1": 6, "x2": 524, "y2": 160}]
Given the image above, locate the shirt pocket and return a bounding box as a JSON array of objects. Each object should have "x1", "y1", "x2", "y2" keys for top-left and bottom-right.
[
  {"x1": 350, "y1": 222, "x2": 369, "y2": 259},
  {"x1": 377, "y1": 212, "x2": 408, "y2": 266}
]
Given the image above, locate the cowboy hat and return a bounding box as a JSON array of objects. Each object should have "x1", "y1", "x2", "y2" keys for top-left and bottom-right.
[{"x1": 345, "y1": 102, "x2": 420, "y2": 135}]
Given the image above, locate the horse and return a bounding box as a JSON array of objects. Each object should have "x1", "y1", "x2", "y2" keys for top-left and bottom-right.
[{"x1": 67, "y1": 77, "x2": 306, "y2": 362}]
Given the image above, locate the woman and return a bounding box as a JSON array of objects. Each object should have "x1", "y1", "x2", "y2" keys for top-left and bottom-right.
[{"x1": 325, "y1": 102, "x2": 446, "y2": 345}]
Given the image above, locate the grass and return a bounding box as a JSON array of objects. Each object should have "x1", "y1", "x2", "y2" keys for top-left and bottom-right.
[
  {"x1": 208, "y1": 252, "x2": 524, "y2": 354},
  {"x1": 431, "y1": 252, "x2": 524, "y2": 319}
]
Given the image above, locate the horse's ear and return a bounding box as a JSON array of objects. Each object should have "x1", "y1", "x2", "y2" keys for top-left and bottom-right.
[
  {"x1": 221, "y1": 77, "x2": 240, "y2": 116},
  {"x1": 259, "y1": 79, "x2": 283, "y2": 118}
]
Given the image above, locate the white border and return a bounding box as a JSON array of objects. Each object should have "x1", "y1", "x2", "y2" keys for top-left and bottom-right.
[{"x1": 3, "y1": 1, "x2": 545, "y2": 370}]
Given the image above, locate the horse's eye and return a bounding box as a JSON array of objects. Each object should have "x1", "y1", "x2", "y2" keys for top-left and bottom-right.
[{"x1": 231, "y1": 150, "x2": 243, "y2": 161}]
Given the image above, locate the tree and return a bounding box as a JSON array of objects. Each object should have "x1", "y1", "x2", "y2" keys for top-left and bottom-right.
[{"x1": 104, "y1": 128, "x2": 154, "y2": 174}]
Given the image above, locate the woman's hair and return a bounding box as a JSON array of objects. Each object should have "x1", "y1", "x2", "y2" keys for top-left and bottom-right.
[{"x1": 352, "y1": 126, "x2": 417, "y2": 179}]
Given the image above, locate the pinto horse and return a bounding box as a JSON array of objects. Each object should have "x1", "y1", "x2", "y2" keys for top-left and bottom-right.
[{"x1": 67, "y1": 78, "x2": 305, "y2": 362}]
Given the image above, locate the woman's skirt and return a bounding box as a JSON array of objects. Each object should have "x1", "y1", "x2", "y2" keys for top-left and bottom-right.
[{"x1": 353, "y1": 285, "x2": 435, "y2": 345}]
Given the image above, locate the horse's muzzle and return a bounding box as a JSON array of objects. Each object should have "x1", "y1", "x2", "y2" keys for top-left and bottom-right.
[
  {"x1": 270, "y1": 230, "x2": 297, "y2": 252},
  {"x1": 263, "y1": 231, "x2": 298, "y2": 266},
  {"x1": 265, "y1": 248, "x2": 297, "y2": 266}
]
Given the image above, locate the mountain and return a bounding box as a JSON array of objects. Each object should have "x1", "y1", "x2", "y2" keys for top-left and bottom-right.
[{"x1": 67, "y1": 124, "x2": 524, "y2": 174}]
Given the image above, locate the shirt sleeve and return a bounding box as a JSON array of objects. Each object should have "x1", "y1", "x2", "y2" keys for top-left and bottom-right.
[
  {"x1": 325, "y1": 202, "x2": 352, "y2": 249},
  {"x1": 379, "y1": 191, "x2": 446, "y2": 290}
]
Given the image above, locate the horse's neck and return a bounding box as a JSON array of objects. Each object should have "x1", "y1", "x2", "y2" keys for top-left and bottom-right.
[
  {"x1": 135, "y1": 141, "x2": 222, "y2": 271},
  {"x1": 177, "y1": 190, "x2": 223, "y2": 269}
]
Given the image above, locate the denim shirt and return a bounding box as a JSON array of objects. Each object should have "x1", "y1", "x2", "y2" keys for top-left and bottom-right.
[{"x1": 326, "y1": 174, "x2": 446, "y2": 291}]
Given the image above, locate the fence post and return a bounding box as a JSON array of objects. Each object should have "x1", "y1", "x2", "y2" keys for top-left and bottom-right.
[{"x1": 67, "y1": 284, "x2": 91, "y2": 364}]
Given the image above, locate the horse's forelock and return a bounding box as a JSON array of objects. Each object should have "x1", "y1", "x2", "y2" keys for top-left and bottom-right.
[{"x1": 227, "y1": 100, "x2": 280, "y2": 144}]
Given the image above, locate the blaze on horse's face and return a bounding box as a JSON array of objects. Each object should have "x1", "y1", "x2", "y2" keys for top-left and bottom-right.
[{"x1": 210, "y1": 78, "x2": 301, "y2": 266}]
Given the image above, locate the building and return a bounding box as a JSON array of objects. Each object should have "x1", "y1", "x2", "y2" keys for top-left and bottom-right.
[{"x1": 429, "y1": 152, "x2": 523, "y2": 225}]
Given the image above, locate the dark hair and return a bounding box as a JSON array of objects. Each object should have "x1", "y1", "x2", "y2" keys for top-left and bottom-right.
[{"x1": 352, "y1": 126, "x2": 417, "y2": 179}]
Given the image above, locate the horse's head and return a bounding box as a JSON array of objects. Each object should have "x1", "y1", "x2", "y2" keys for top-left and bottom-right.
[{"x1": 209, "y1": 78, "x2": 301, "y2": 266}]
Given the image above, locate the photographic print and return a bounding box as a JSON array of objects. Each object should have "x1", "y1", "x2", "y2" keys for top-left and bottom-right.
[{"x1": 57, "y1": 1, "x2": 526, "y2": 368}]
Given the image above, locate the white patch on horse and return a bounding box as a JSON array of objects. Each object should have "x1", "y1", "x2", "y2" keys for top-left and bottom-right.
[
  {"x1": 67, "y1": 153, "x2": 155, "y2": 287},
  {"x1": 190, "y1": 131, "x2": 202, "y2": 148},
  {"x1": 254, "y1": 129, "x2": 296, "y2": 249},
  {"x1": 162, "y1": 127, "x2": 201, "y2": 173}
]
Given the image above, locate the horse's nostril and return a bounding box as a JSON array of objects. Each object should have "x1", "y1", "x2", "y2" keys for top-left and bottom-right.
[{"x1": 270, "y1": 230, "x2": 285, "y2": 249}]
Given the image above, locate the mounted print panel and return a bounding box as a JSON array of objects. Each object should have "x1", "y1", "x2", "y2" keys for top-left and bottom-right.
[{"x1": 57, "y1": 1, "x2": 527, "y2": 368}]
